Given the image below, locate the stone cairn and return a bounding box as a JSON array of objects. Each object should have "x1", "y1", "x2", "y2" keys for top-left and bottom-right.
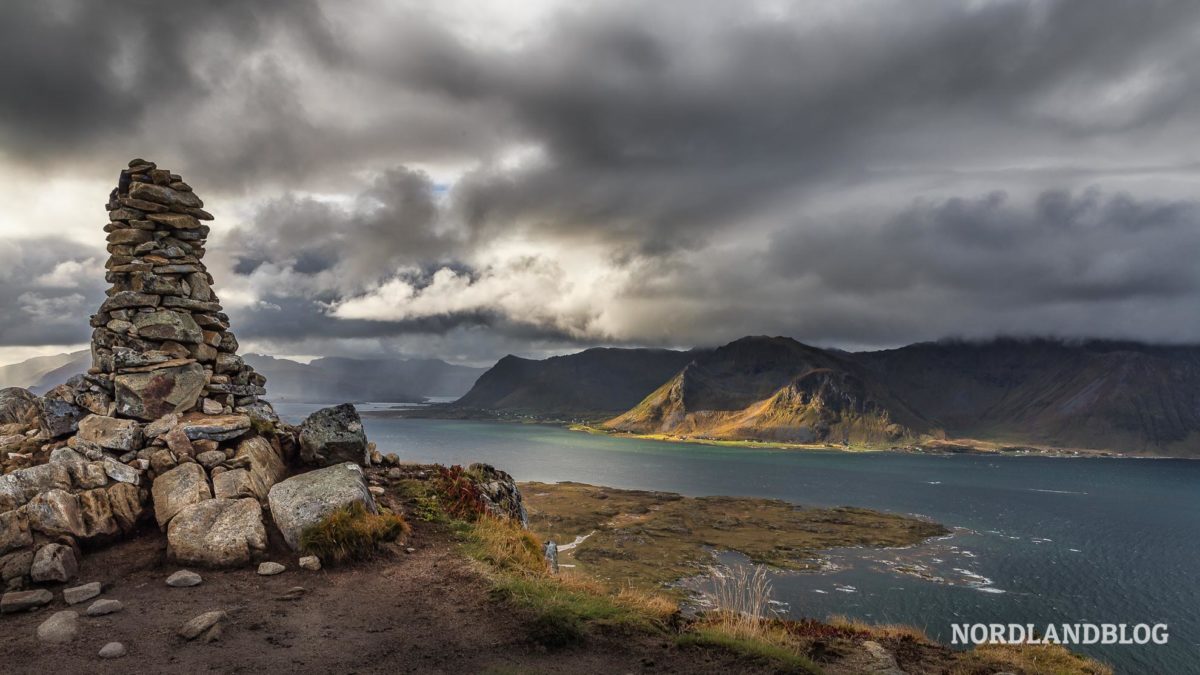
[
  {"x1": 94, "y1": 157, "x2": 265, "y2": 420},
  {"x1": 0, "y1": 159, "x2": 523, "y2": 615}
]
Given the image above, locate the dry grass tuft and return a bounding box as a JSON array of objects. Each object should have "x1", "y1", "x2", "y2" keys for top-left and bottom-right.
[
  {"x1": 299, "y1": 502, "x2": 410, "y2": 564},
  {"x1": 468, "y1": 515, "x2": 548, "y2": 576},
  {"x1": 704, "y1": 564, "x2": 776, "y2": 642},
  {"x1": 827, "y1": 614, "x2": 932, "y2": 642},
  {"x1": 958, "y1": 643, "x2": 1114, "y2": 675}
]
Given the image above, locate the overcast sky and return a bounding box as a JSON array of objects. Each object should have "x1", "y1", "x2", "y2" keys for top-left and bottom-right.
[{"x1": 1, "y1": 0, "x2": 1198, "y2": 366}]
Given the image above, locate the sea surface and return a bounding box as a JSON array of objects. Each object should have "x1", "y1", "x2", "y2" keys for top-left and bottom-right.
[{"x1": 277, "y1": 403, "x2": 1200, "y2": 673}]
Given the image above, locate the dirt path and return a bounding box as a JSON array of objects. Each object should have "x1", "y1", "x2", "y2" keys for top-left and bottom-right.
[{"x1": 0, "y1": 522, "x2": 775, "y2": 674}]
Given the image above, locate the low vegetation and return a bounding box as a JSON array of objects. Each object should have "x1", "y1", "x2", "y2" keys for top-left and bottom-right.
[
  {"x1": 521, "y1": 481, "x2": 947, "y2": 589},
  {"x1": 405, "y1": 467, "x2": 1112, "y2": 674},
  {"x1": 299, "y1": 501, "x2": 410, "y2": 564}
]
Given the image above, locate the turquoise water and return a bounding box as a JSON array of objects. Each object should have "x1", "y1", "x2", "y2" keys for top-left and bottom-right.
[{"x1": 278, "y1": 405, "x2": 1200, "y2": 673}]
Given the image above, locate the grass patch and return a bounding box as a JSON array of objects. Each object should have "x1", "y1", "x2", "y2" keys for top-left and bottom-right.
[
  {"x1": 678, "y1": 627, "x2": 823, "y2": 674},
  {"x1": 299, "y1": 502, "x2": 410, "y2": 564},
  {"x1": 957, "y1": 643, "x2": 1114, "y2": 675}
]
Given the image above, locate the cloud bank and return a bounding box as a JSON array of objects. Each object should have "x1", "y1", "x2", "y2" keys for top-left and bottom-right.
[{"x1": 1, "y1": 0, "x2": 1199, "y2": 364}]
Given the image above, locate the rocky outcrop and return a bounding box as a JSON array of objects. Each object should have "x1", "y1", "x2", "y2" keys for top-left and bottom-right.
[
  {"x1": 268, "y1": 463, "x2": 376, "y2": 550},
  {"x1": 0, "y1": 388, "x2": 40, "y2": 429},
  {"x1": 468, "y1": 464, "x2": 528, "y2": 525},
  {"x1": 298, "y1": 404, "x2": 369, "y2": 467}
]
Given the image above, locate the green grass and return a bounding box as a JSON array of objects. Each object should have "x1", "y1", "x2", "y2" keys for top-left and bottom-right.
[
  {"x1": 678, "y1": 627, "x2": 824, "y2": 674},
  {"x1": 492, "y1": 576, "x2": 666, "y2": 648},
  {"x1": 299, "y1": 502, "x2": 410, "y2": 564}
]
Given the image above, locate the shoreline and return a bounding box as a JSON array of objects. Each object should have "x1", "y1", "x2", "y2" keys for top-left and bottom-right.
[{"x1": 360, "y1": 405, "x2": 1194, "y2": 459}]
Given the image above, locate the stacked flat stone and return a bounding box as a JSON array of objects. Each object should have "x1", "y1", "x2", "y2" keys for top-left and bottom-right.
[{"x1": 90, "y1": 158, "x2": 266, "y2": 420}]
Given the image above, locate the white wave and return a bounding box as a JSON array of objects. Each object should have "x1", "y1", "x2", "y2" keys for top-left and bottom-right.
[{"x1": 1029, "y1": 488, "x2": 1087, "y2": 495}]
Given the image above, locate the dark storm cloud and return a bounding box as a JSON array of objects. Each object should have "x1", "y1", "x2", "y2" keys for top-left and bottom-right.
[
  {"x1": 3, "y1": 0, "x2": 1200, "y2": 360},
  {"x1": 0, "y1": 238, "x2": 105, "y2": 346}
]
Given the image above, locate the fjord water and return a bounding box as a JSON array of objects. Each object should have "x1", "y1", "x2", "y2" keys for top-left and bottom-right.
[{"x1": 279, "y1": 405, "x2": 1199, "y2": 673}]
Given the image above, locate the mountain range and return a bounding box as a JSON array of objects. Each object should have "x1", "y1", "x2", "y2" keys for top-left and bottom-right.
[
  {"x1": 0, "y1": 351, "x2": 484, "y2": 403},
  {"x1": 451, "y1": 336, "x2": 1200, "y2": 457}
]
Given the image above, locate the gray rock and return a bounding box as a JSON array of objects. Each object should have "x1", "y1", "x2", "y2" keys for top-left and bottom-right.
[
  {"x1": 0, "y1": 510, "x2": 32, "y2": 554},
  {"x1": 201, "y1": 398, "x2": 223, "y2": 415},
  {"x1": 275, "y1": 586, "x2": 306, "y2": 601},
  {"x1": 298, "y1": 404, "x2": 368, "y2": 467},
  {"x1": 31, "y1": 543, "x2": 78, "y2": 583},
  {"x1": 0, "y1": 388, "x2": 41, "y2": 426},
  {"x1": 98, "y1": 641, "x2": 127, "y2": 659},
  {"x1": 177, "y1": 414, "x2": 251, "y2": 442},
  {"x1": 63, "y1": 581, "x2": 102, "y2": 605},
  {"x1": 0, "y1": 462, "x2": 73, "y2": 511},
  {"x1": 267, "y1": 462, "x2": 377, "y2": 550},
  {"x1": 113, "y1": 362, "x2": 206, "y2": 421},
  {"x1": 144, "y1": 413, "x2": 180, "y2": 439},
  {"x1": 298, "y1": 555, "x2": 321, "y2": 571},
  {"x1": 40, "y1": 398, "x2": 87, "y2": 438},
  {"x1": 167, "y1": 498, "x2": 266, "y2": 567},
  {"x1": 152, "y1": 463, "x2": 211, "y2": 529},
  {"x1": 178, "y1": 610, "x2": 226, "y2": 640},
  {"x1": 0, "y1": 549, "x2": 34, "y2": 589},
  {"x1": 0, "y1": 588, "x2": 52, "y2": 613},
  {"x1": 131, "y1": 310, "x2": 203, "y2": 344},
  {"x1": 25, "y1": 489, "x2": 86, "y2": 538},
  {"x1": 77, "y1": 415, "x2": 142, "y2": 452},
  {"x1": 166, "y1": 569, "x2": 202, "y2": 587},
  {"x1": 36, "y1": 610, "x2": 79, "y2": 644},
  {"x1": 102, "y1": 456, "x2": 142, "y2": 485},
  {"x1": 87, "y1": 598, "x2": 124, "y2": 616},
  {"x1": 213, "y1": 468, "x2": 254, "y2": 500},
  {"x1": 257, "y1": 562, "x2": 285, "y2": 576},
  {"x1": 196, "y1": 450, "x2": 225, "y2": 469},
  {"x1": 234, "y1": 436, "x2": 286, "y2": 501}
]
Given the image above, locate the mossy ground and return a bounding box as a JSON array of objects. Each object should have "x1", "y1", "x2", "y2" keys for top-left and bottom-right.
[{"x1": 521, "y1": 480, "x2": 948, "y2": 590}]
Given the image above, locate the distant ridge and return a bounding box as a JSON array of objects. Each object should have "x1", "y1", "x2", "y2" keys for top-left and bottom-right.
[
  {"x1": 451, "y1": 347, "x2": 701, "y2": 417},
  {"x1": 460, "y1": 335, "x2": 1200, "y2": 456},
  {"x1": 0, "y1": 351, "x2": 484, "y2": 403}
]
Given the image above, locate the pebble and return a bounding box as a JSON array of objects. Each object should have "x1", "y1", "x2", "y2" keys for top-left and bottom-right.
[
  {"x1": 36, "y1": 611, "x2": 79, "y2": 644},
  {"x1": 166, "y1": 570, "x2": 202, "y2": 587},
  {"x1": 275, "y1": 587, "x2": 307, "y2": 601},
  {"x1": 405, "y1": 547, "x2": 416, "y2": 554},
  {"x1": 179, "y1": 610, "x2": 226, "y2": 640},
  {"x1": 257, "y1": 562, "x2": 285, "y2": 576},
  {"x1": 63, "y1": 581, "x2": 102, "y2": 605},
  {"x1": 298, "y1": 555, "x2": 321, "y2": 571},
  {"x1": 87, "y1": 599, "x2": 124, "y2": 616},
  {"x1": 368, "y1": 486, "x2": 385, "y2": 496},
  {"x1": 98, "y1": 642, "x2": 127, "y2": 659}
]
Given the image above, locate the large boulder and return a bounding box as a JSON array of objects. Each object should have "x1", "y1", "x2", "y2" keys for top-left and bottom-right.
[
  {"x1": 267, "y1": 463, "x2": 376, "y2": 550},
  {"x1": 0, "y1": 388, "x2": 40, "y2": 427},
  {"x1": 234, "y1": 436, "x2": 286, "y2": 501},
  {"x1": 77, "y1": 415, "x2": 142, "y2": 452},
  {"x1": 113, "y1": 362, "x2": 206, "y2": 421},
  {"x1": 25, "y1": 489, "x2": 85, "y2": 538},
  {"x1": 151, "y1": 463, "x2": 211, "y2": 529},
  {"x1": 167, "y1": 498, "x2": 266, "y2": 567},
  {"x1": 298, "y1": 404, "x2": 368, "y2": 467},
  {"x1": 40, "y1": 398, "x2": 87, "y2": 438}
]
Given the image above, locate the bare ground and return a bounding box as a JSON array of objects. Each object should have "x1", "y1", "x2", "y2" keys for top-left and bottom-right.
[{"x1": 0, "y1": 521, "x2": 780, "y2": 675}]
